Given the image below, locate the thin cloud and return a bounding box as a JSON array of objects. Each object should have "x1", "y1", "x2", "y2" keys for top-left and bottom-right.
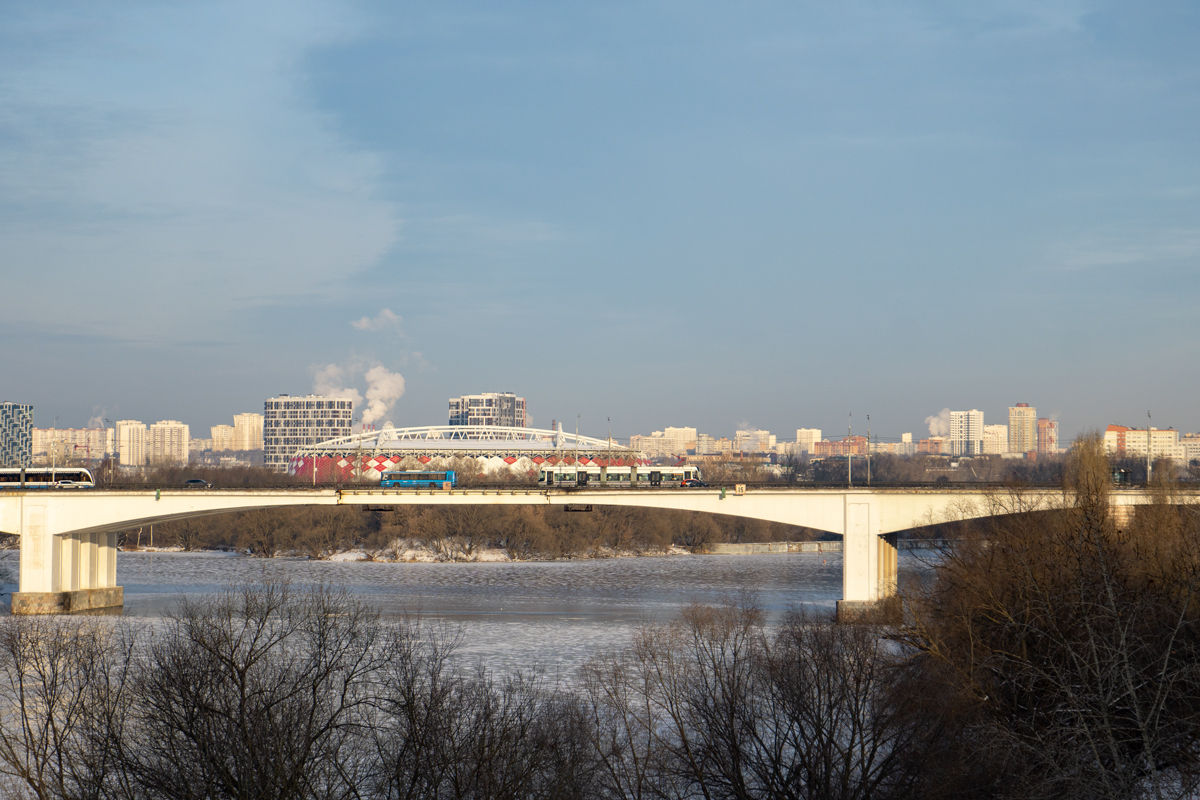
[{"x1": 351, "y1": 309, "x2": 403, "y2": 334}]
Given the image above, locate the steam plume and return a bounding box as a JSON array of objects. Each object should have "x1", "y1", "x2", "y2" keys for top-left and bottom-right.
[
  {"x1": 925, "y1": 407, "x2": 951, "y2": 437},
  {"x1": 312, "y1": 362, "x2": 405, "y2": 426}
]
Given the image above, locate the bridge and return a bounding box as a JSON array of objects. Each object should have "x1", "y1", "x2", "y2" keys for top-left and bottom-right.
[{"x1": 0, "y1": 486, "x2": 1185, "y2": 616}]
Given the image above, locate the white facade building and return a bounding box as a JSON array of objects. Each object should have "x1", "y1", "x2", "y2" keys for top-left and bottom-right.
[
  {"x1": 796, "y1": 429, "x2": 822, "y2": 454},
  {"x1": 662, "y1": 427, "x2": 698, "y2": 453},
  {"x1": 264, "y1": 395, "x2": 354, "y2": 472},
  {"x1": 211, "y1": 425, "x2": 236, "y2": 452},
  {"x1": 233, "y1": 413, "x2": 264, "y2": 451},
  {"x1": 1182, "y1": 435, "x2": 1200, "y2": 464},
  {"x1": 149, "y1": 420, "x2": 190, "y2": 467},
  {"x1": 1104, "y1": 426, "x2": 1185, "y2": 462},
  {"x1": 696, "y1": 434, "x2": 732, "y2": 455},
  {"x1": 949, "y1": 410, "x2": 985, "y2": 455},
  {"x1": 1009, "y1": 404, "x2": 1037, "y2": 455},
  {"x1": 734, "y1": 429, "x2": 774, "y2": 453},
  {"x1": 115, "y1": 421, "x2": 147, "y2": 467},
  {"x1": 982, "y1": 424, "x2": 1009, "y2": 455},
  {"x1": 32, "y1": 428, "x2": 114, "y2": 462}
]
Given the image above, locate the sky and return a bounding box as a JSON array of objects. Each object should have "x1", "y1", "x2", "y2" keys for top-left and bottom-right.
[{"x1": 2, "y1": 0, "x2": 1198, "y2": 443}]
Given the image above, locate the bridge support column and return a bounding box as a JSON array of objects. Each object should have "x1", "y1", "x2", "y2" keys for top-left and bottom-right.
[
  {"x1": 12, "y1": 500, "x2": 123, "y2": 615},
  {"x1": 836, "y1": 497, "x2": 898, "y2": 622}
]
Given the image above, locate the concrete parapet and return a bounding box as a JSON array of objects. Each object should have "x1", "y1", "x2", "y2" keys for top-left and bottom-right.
[{"x1": 12, "y1": 586, "x2": 123, "y2": 615}]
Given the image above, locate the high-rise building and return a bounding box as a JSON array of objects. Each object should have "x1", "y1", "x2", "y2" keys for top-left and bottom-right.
[
  {"x1": 982, "y1": 424, "x2": 1009, "y2": 455},
  {"x1": 211, "y1": 425, "x2": 235, "y2": 452},
  {"x1": 264, "y1": 394, "x2": 354, "y2": 472},
  {"x1": 31, "y1": 428, "x2": 114, "y2": 464},
  {"x1": 735, "y1": 429, "x2": 773, "y2": 453},
  {"x1": 0, "y1": 402, "x2": 33, "y2": 467},
  {"x1": 1037, "y1": 418, "x2": 1059, "y2": 454},
  {"x1": 448, "y1": 393, "x2": 528, "y2": 427},
  {"x1": 663, "y1": 427, "x2": 698, "y2": 453},
  {"x1": 1182, "y1": 434, "x2": 1200, "y2": 464},
  {"x1": 949, "y1": 410, "x2": 985, "y2": 455},
  {"x1": 696, "y1": 434, "x2": 733, "y2": 455},
  {"x1": 814, "y1": 436, "x2": 869, "y2": 457},
  {"x1": 1103, "y1": 426, "x2": 1185, "y2": 461},
  {"x1": 115, "y1": 420, "x2": 147, "y2": 467},
  {"x1": 630, "y1": 432, "x2": 676, "y2": 458},
  {"x1": 149, "y1": 420, "x2": 190, "y2": 467},
  {"x1": 1009, "y1": 404, "x2": 1037, "y2": 455},
  {"x1": 796, "y1": 429, "x2": 822, "y2": 454},
  {"x1": 233, "y1": 412, "x2": 264, "y2": 451}
]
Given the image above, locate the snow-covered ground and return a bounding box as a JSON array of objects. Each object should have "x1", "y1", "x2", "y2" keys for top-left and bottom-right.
[{"x1": 326, "y1": 540, "x2": 692, "y2": 563}]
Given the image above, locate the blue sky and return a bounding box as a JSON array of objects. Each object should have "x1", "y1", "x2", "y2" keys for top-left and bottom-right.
[{"x1": 2, "y1": 0, "x2": 1198, "y2": 442}]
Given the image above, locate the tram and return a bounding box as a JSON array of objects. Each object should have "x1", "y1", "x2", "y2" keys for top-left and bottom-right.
[
  {"x1": 0, "y1": 467, "x2": 96, "y2": 488},
  {"x1": 538, "y1": 464, "x2": 701, "y2": 488}
]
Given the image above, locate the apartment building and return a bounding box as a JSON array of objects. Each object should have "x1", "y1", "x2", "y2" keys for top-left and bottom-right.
[
  {"x1": 0, "y1": 402, "x2": 33, "y2": 467},
  {"x1": 149, "y1": 420, "x2": 190, "y2": 467},
  {"x1": 233, "y1": 412, "x2": 264, "y2": 451},
  {"x1": 448, "y1": 392, "x2": 528, "y2": 427},
  {"x1": 115, "y1": 420, "x2": 147, "y2": 467},
  {"x1": 1009, "y1": 404, "x2": 1037, "y2": 455},
  {"x1": 264, "y1": 395, "x2": 354, "y2": 472},
  {"x1": 211, "y1": 424, "x2": 236, "y2": 452},
  {"x1": 1104, "y1": 426, "x2": 1185, "y2": 461},
  {"x1": 949, "y1": 410, "x2": 985, "y2": 455}
]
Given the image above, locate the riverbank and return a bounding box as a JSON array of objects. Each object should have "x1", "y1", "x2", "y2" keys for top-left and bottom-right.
[{"x1": 116, "y1": 539, "x2": 698, "y2": 563}]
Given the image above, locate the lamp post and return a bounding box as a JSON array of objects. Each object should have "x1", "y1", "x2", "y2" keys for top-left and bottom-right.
[
  {"x1": 866, "y1": 414, "x2": 871, "y2": 487},
  {"x1": 105, "y1": 418, "x2": 115, "y2": 484},
  {"x1": 1147, "y1": 411, "x2": 1153, "y2": 484},
  {"x1": 52, "y1": 415, "x2": 60, "y2": 478},
  {"x1": 354, "y1": 417, "x2": 362, "y2": 483},
  {"x1": 607, "y1": 416, "x2": 612, "y2": 481},
  {"x1": 848, "y1": 412, "x2": 852, "y2": 487}
]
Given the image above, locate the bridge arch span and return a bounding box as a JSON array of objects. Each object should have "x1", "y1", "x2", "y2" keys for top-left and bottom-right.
[{"x1": 0, "y1": 486, "x2": 1183, "y2": 615}]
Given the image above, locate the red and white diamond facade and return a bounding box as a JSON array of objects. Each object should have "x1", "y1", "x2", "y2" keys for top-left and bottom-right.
[{"x1": 288, "y1": 425, "x2": 639, "y2": 482}]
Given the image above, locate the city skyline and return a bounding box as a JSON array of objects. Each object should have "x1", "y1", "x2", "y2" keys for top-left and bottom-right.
[
  {"x1": 10, "y1": 394, "x2": 1196, "y2": 453},
  {"x1": 3, "y1": 2, "x2": 1198, "y2": 439}
]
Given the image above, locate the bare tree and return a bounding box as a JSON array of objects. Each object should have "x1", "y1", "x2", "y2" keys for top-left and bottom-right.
[
  {"x1": 0, "y1": 616, "x2": 138, "y2": 800},
  {"x1": 902, "y1": 434, "x2": 1200, "y2": 800},
  {"x1": 237, "y1": 509, "x2": 294, "y2": 557}
]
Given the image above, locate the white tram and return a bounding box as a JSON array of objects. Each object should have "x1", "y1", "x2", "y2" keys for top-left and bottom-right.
[
  {"x1": 538, "y1": 464, "x2": 700, "y2": 488},
  {"x1": 0, "y1": 467, "x2": 96, "y2": 488}
]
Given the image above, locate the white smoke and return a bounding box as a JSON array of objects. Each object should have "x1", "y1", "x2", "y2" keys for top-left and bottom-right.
[
  {"x1": 86, "y1": 411, "x2": 106, "y2": 429},
  {"x1": 312, "y1": 362, "x2": 405, "y2": 426},
  {"x1": 925, "y1": 407, "x2": 951, "y2": 437},
  {"x1": 361, "y1": 365, "x2": 405, "y2": 425},
  {"x1": 313, "y1": 364, "x2": 365, "y2": 409}
]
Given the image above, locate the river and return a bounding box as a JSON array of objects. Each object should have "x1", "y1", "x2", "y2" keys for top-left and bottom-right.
[{"x1": 0, "y1": 549, "x2": 932, "y2": 672}]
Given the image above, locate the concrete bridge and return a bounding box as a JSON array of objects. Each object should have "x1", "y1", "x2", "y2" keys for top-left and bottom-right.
[{"x1": 0, "y1": 486, "x2": 1183, "y2": 616}]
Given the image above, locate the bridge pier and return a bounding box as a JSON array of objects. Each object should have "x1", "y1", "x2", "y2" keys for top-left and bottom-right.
[
  {"x1": 12, "y1": 500, "x2": 122, "y2": 614},
  {"x1": 836, "y1": 498, "x2": 898, "y2": 622}
]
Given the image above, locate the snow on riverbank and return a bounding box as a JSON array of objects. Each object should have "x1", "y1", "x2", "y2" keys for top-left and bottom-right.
[{"x1": 325, "y1": 540, "x2": 692, "y2": 563}]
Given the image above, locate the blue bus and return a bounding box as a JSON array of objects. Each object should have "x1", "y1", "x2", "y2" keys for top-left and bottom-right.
[{"x1": 380, "y1": 470, "x2": 457, "y2": 489}]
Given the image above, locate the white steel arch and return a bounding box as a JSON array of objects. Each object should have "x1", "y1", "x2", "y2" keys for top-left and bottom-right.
[{"x1": 299, "y1": 424, "x2": 633, "y2": 454}]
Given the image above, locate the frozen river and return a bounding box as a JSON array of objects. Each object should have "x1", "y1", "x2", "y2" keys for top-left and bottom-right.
[{"x1": 0, "y1": 549, "x2": 929, "y2": 672}]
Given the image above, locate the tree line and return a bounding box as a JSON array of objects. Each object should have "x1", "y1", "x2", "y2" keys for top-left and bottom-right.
[{"x1": 140, "y1": 504, "x2": 820, "y2": 559}]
